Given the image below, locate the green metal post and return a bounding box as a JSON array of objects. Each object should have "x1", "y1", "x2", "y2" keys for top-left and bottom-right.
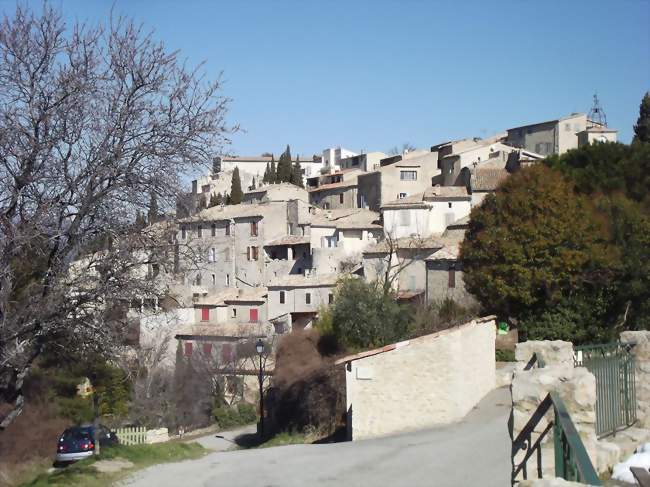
[{"x1": 553, "y1": 407, "x2": 565, "y2": 479}]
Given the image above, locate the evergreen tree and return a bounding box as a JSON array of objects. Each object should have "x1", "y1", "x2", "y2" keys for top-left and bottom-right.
[
  {"x1": 269, "y1": 156, "x2": 276, "y2": 184},
  {"x1": 215, "y1": 192, "x2": 224, "y2": 206},
  {"x1": 208, "y1": 192, "x2": 219, "y2": 208},
  {"x1": 276, "y1": 145, "x2": 292, "y2": 182},
  {"x1": 633, "y1": 92, "x2": 650, "y2": 144},
  {"x1": 148, "y1": 191, "x2": 159, "y2": 224},
  {"x1": 230, "y1": 167, "x2": 243, "y2": 204},
  {"x1": 263, "y1": 163, "x2": 270, "y2": 184},
  {"x1": 251, "y1": 177, "x2": 256, "y2": 190},
  {"x1": 224, "y1": 192, "x2": 231, "y2": 205},
  {"x1": 134, "y1": 211, "x2": 147, "y2": 229},
  {"x1": 197, "y1": 196, "x2": 207, "y2": 210},
  {"x1": 291, "y1": 160, "x2": 304, "y2": 187}
]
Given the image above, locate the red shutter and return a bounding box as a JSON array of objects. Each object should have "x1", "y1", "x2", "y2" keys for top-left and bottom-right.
[
  {"x1": 249, "y1": 308, "x2": 258, "y2": 322},
  {"x1": 201, "y1": 307, "x2": 209, "y2": 321},
  {"x1": 184, "y1": 342, "x2": 193, "y2": 357},
  {"x1": 221, "y1": 343, "x2": 232, "y2": 362},
  {"x1": 202, "y1": 343, "x2": 212, "y2": 355}
]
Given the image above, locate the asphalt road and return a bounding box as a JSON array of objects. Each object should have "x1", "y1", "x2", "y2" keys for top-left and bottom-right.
[{"x1": 123, "y1": 387, "x2": 512, "y2": 487}]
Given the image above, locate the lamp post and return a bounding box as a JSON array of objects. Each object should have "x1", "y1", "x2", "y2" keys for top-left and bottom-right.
[{"x1": 255, "y1": 338, "x2": 265, "y2": 438}]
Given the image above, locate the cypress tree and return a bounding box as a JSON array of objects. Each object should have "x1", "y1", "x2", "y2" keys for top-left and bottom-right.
[
  {"x1": 148, "y1": 191, "x2": 159, "y2": 224},
  {"x1": 291, "y1": 160, "x2": 304, "y2": 187},
  {"x1": 276, "y1": 145, "x2": 292, "y2": 182},
  {"x1": 633, "y1": 92, "x2": 650, "y2": 143},
  {"x1": 263, "y1": 163, "x2": 270, "y2": 184},
  {"x1": 215, "y1": 192, "x2": 223, "y2": 206},
  {"x1": 230, "y1": 167, "x2": 243, "y2": 204},
  {"x1": 269, "y1": 156, "x2": 276, "y2": 184},
  {"x1": 208, "y1": 193, "x2": 219, "y2": 208},
  {"x1": 251, "y1": 177, "x2": 256, "y2": 190}
]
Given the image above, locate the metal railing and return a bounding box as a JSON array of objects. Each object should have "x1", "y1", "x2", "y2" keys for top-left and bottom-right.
[
  {"x1": 512, "y1": 392, "x2": 601, "y2": 486},
  {"x1": 523, "y1": 352, "x2": 546, "y2": 370},
  {"x1": 574, "y1": 343, "x2": 636, "y2": 438}
]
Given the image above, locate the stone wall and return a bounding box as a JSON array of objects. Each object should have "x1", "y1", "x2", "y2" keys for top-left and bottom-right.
[
  {"x1": 146, "y1": 428, "x2": 169, "y2": 444},
  {"x1": 341, "y1": 317, "x2": 496, "y2": 440},
  {"x1": 620, "y1": 330, "x2": 650, "y2": 428}
]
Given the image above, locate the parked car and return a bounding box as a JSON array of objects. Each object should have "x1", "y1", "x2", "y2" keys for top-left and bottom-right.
[{"x1": 55, "y1": 424, "x2": 118, "y2": 462}]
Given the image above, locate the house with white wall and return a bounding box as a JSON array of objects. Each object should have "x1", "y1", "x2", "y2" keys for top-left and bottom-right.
[
  {"x1": 382, "y1": 186, "x2": 472, "y2": 239},
  {"x1": 321, "y1": 147, "x2": 358, "y2": 172}
]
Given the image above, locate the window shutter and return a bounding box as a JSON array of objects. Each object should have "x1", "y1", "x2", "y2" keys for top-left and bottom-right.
[
  {"x1": 202, "y1": 343, "x2": 212, "y2": 355},
  {"x1": 201, "y1": 307, "x2": 210, "y2": 321},
  {"x1": 280, "y1": 291, "x2": 285, "y2": 304},
  {"x1": 249, "y1": 308, "x2": 259, "y2": 322},
  {"x1": 184, "y1": 342, "x2": 193, "y2": 357}
]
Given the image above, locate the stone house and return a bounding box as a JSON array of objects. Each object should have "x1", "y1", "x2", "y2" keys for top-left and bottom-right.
[
  {"x1": 321, "y1": 146, "x2": 358, "y2": 172},
  {"x1": 577, "y1": 126, "x2": 618, "y2": 146},
  {"x1": 381, "y1": 186, "x2": 472, "y2": 239},
  {"x1": 242, "y1": 183, "x2": 309, "y2": 205},
  {"x1": 338, "y1": 151, "x2": 387, "y2": 172},
  {"x1": 357, "y1": 151, "x2": 440, "y2": 211},
  {"x1": 505, "y1": 113, "x2": 590, "y2": 156},
  {"x1": 267, "y1": 273, "x2": 339, "y2": 330},
  {"x1": 307, "y1": 169, "x2": 364, "y2": 210},
  {"x1": 465, "y1": 167, "x2": 510, "y2": 207},
  {"x1": 425, "y1": 244, "x2": 474, "y2": 306},
  {"x1": 310, "y1": 208, "x2": 382, "y2": 274},
  {"x1": 176, "y1": 199, "x2": 312, "y2": 299}
]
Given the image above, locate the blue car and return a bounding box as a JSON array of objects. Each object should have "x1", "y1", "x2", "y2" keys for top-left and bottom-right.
[{"x1": 55, "y1": 424, "x2": 118, "y2": 463}]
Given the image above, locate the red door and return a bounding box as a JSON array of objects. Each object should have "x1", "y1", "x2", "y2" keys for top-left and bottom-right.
[
  {"x1": 249, "y1": 308, "x2": 259, "y2": 322},
  {"x1": 201, "y1": 307, "x2": 209, "y2": 321}
]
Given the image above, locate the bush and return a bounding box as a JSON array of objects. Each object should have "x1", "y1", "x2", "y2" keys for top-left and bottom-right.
[
  {"x1": 495, "y1": 349, "x2": 515, "y2": 362},
  {"x1": 213, "y1": 402, "x2": 257, "y2": 430}
]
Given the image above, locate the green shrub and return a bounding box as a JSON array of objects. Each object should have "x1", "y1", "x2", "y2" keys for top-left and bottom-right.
[
  {"x1": 495, "y1": 349, "x2": 515, "y2": 362},
  {"x1": 213, "y1": 402, "x2": 257, "y2": 429}
]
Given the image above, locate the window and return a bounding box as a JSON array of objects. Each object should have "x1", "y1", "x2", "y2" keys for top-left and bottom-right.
[
  {"x1": 201, "y1": 307, "x2": 209, "y2": 321},
  {"x1": 339, "y1": 193, "x2": 344, "y2": 204},
  {"x1": 181, "y1": 226, "x2": 187, "y2": 239},
  {"x1": 329, "y1": 293, "x2": 334, "y2": 304},
  {"x1": 208, "y1": 248, "x2": 215, "y2": 262},
  {"x1": 252, "y1": 246, "x2": 259, "y2": 260},
  {"x1": 184, "y1": 342, "x2": 193, "y2": 357},
  {"x1": 211, "y1": 224, "x2": 216, "y2": 237},
  {"x1": 232, "y1": 308, "x2": 237, "y2": 318},
  {"x1": 225, "y1": 224, "x2": 230, "y2": 236},
  {"x1": 195, "y1": 274, "x2": 202, "y2": 286},
  {"x1": 305, "y1": 292, "x2": 311, "y2": 304},
  {"x1": 398, "y1": 192, "x2": 408, "y2": 199},
  {"x1": 251, "y1": 221, "x2": 258, "y2": 236},
  {"x1": 202, "y1": 343, "x2": 212, "y2": 355},
  {"x1": 400, "y1": 170, "x2": 417, "y2": 181},
  {"x1": 448, "y1": 202, "x2": 452, "y2": 209},
  {"x1": 226, "y1": 274, "x2": 230, "y2": 286},
  {"x1": 249, "y1": 308, "x2": 259, "y2": 322},
  {"x1": 197, "y1": 225, "x2": 203, "y2": 238},
  {"x1": 211, "y1": 274, "x2": 216, "y2": 286},
  {"x1": 279, "y1": 291, "x2": 285, "y2": 304},
  {"x1": 221, "y1": 344, "x2": 232, "y2": 362},
  {"x1": 448, "y1": 266, "x2": 456, "y2": 288}
]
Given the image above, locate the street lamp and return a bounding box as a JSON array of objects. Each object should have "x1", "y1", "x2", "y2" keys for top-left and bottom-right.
[{"x1": 255, "y1": 338, "x2": 265, "y2": 438}]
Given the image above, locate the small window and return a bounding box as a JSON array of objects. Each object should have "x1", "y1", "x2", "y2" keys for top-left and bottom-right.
[
  {"x1": 339, "y1": 193, "x2": 344, "y2": 204},
  {"x1": 398, "y1": 192, "x2": 407, "y2": 199},
  {"x1": 448, "y1": 202, "x2": 452, "y2": 209},
  {"x1": 195, "y1": 274, "x2": 202, "y2": 286},
  {"x1": 400, "y1": 170, "x2": 417, "y2": 181},
  {"x1": 211, "y1": 274, "x2": 216, "y2": 286},
  {"x1": 305, "y1": 292, "x2": 311, "y2": 305},
  {"x1": 184, "y1": 342, "x2": 193, "y2": 357},
  {"x1": 181, "y1": 226, "x2": 187, "y2": 239},
  {"x1": 211, "y1": 224, "x2": 216, "y2": 237},
  {"x1": 208, "y1": 248, "x2": 215, "y2": 262},
  {"x1": 226, "y1": 274, "x2": 230, "y2": 286},
  {"x1": 225, "y1": 224, "x2": 230, "y2": 236},
  {"x1": 280, "y1": 291, "x2": 285, "y2": 304},
  {"x1": 251, "y1": 221, "x2": 258, "y2": 236},
  {"x1": 197, "y1": 225, "x2": 203, "y2": 238},
  {"x1": 252, "y1": 246, "x2": 259, "y2": 261},
  {"x1": 329, "y1": 293, "x2": 334, "y2": 304},
  {"x1": 202, "y1": 343, "x2": 212, "y2": 355},
  {"x1": 201, "y1": 307, "x2": 209, "y2": 321},
  {"x1": 448, "y1": 267, "x2": 456, "y2": 288},
  {"x1": 232, "y1": 308, "x2": 237, "y2": 318}
]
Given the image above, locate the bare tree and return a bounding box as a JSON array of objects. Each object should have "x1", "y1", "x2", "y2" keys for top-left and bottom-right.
[
  {"x1": 0, "y1": 5, "x2": 233, "y2": 429},
  {"x1": 388, "y1": 142, "x2": 417, "y2": 156}
]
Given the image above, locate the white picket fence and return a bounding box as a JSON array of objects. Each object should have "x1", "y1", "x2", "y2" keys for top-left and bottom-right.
[{"x1": 114, "y1": 426, "x2": 147, "y2": 445}]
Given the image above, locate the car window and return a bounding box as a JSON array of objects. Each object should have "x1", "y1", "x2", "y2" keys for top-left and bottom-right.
[{"x1": 61, "y1": 429, "x2": 91, "y2": 441}]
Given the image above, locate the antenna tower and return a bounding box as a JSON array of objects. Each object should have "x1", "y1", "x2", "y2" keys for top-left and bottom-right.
[{"x1": 588, "y1": 93, "x2": 607, "y2": 127}]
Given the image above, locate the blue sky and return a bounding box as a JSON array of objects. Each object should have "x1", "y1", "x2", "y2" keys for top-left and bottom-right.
[{"x1": 4, "y1": 0, "x2": 650, "y2": 157}]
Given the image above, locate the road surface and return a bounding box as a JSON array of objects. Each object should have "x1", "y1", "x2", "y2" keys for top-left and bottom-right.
[{"x1": 123, "y1": 387, "x2": 511, "y2": 487}]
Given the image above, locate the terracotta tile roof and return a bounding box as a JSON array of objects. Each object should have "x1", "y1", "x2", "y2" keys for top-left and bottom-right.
[
  {"x1": 311, "y1": 208, "x2": 381, "y2": 229},
  {"x1": 469, "y1": 168, "x2": 509, "y2": 191},
  {"x1": 381, "y1": 193, "x2": 428, "y2": 209},
  {"x1": 308, "y1": 180, "x2": 357, "y2": 192},
  {"x1": 425, "y1": 244, "x2": 460, "y2": 261},
  {"x1": 423, "y1": 186, "x2": 470, "y2": 200},
  {"x1": 363, "y1": 236, "x2": 447, "y2": 254},
  {"x1": 193, "y1": 287, "x2": 268, "y2": 306},
  {"x1": 265, "y1": 235, "x2": 311, "y2": 246},
  {"x1": 180, "y1": 203, "x2": 267, "y2": 223}
]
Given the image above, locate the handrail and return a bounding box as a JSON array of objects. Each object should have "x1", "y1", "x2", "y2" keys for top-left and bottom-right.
[
  {"x1": 523, "y1": 352, "x2": 546, "y2": 371},
  {"x1": 512, "y1": 393, "x2": 601, "y2": 485}
]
